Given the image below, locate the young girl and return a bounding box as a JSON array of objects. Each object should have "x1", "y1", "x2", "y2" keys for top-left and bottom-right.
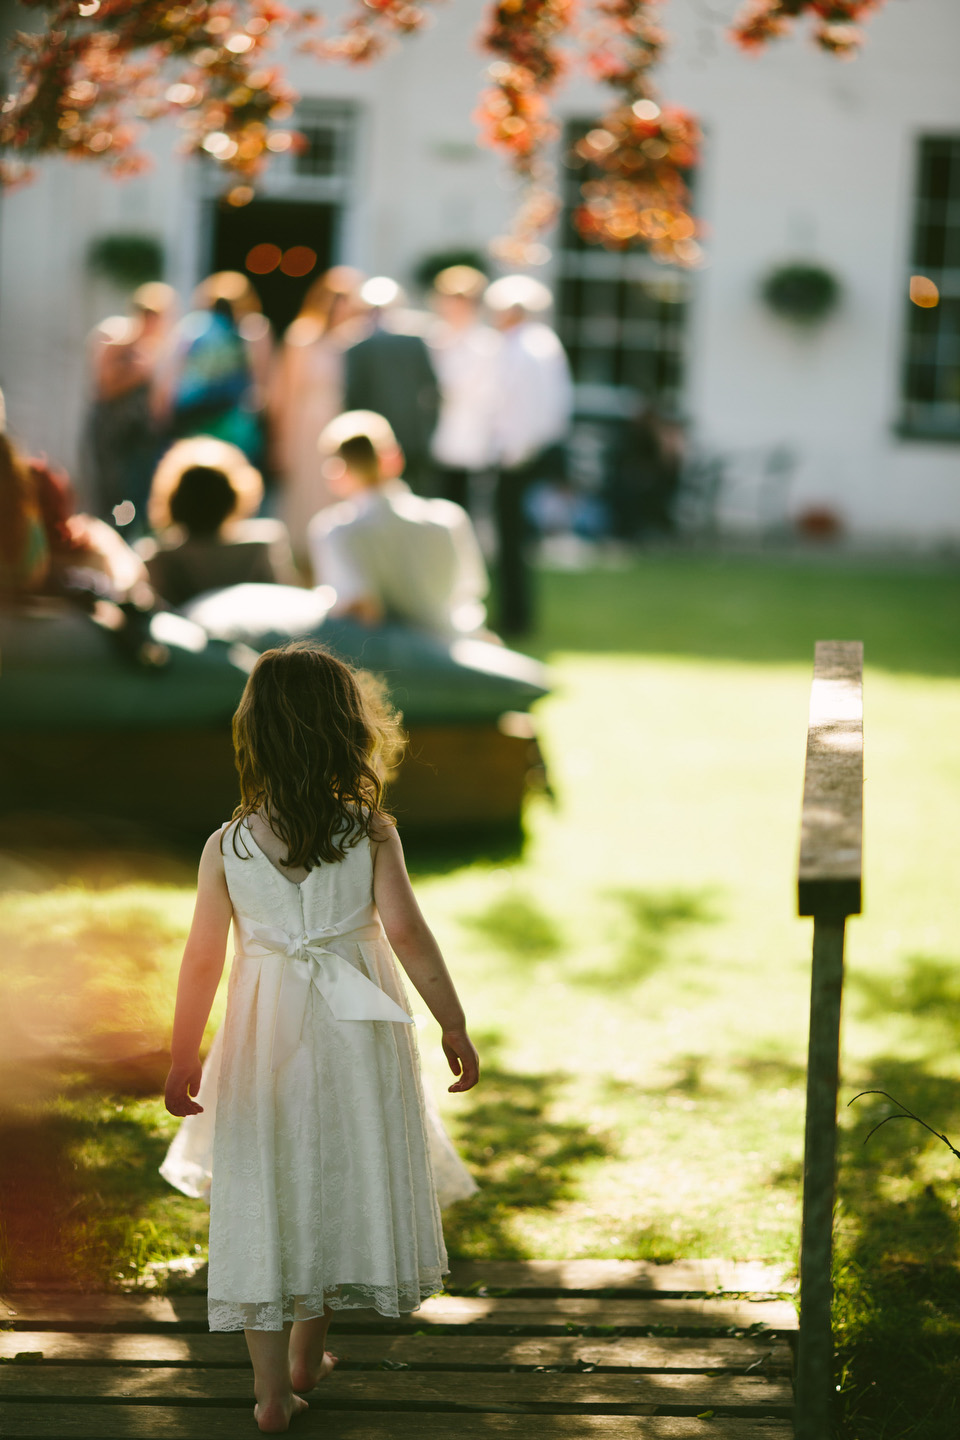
[{"x1": 164, "y1": 641, "x2": 480, "y2": 1434}]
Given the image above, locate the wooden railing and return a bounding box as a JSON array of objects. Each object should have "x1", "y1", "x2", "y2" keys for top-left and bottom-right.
[{"x1": 794, "y1": 640, "x2": 864, "y2": 1439}]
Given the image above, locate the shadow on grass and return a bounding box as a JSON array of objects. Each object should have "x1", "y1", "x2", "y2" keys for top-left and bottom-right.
[
  {"x1": 0, "y1": 1033, "x2": 617, "y2": 1282},
  {"x1": 459, "y1": 885, "x2": 721, "y2": 983},
  {"x1": 835, "y1": 1059, "x2": 960, "y2": 1440},
  {"x1": 666, "y1": 1053, "x2": 716, "y2": 1098},
  {"x1": 732, "y1": 1054, "x2": 807, "y2": 1088},
  {"x1": 601, "y1": 1053, "x2": 722, "y2": 1102},
  {"x1": 527, "y1": 559, "x2": 960, "y2": 678},
  {"x1": 460, "y1": 894, "x2": 564, "y2": 959},
  {"x1": 575, "y1": 886, "x2": 722, "y2": 987},
  {"x1": 0, "y1": 1081, "x2": 204, "y2": 1291},
  {"x1": 851, "y1": 954, "x2": 960, "y2": 1034},
  {"x1": 441, "y1": 1032, "x2": 615, "y2": 1260}
]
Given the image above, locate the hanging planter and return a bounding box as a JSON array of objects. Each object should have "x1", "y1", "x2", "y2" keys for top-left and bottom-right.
[
  {"x1": 761, "y1": 262, "x2": 841, "y2": 323},
  {"x1": 87, "y1": 233, "x2": 164, "y2": 289}
]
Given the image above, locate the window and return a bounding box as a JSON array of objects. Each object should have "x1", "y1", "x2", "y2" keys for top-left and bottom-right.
[
  {"x1": 293, "y1": 101, "x2": 355, "y2": 185},
  {"x1": 556, "y1": 120, "x2": 692, "y2": 417},
  {"x1": 900, "y1": 136, "x2": 960, "y2": 440}
]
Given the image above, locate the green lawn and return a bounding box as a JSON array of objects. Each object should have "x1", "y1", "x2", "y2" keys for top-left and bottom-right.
[{"x1": 1, "y1": 552, "x2": 958, "y2": 1437}]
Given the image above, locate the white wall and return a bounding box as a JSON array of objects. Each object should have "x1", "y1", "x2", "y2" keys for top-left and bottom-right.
[
  {"x1": 0, "y1": 0, "x2": 957, "y2": 538},
  {"x1": 282, "y1": 0, "x2": 515, "y2": 277},
  {"x1": 0, "y1": 121, "x2": 202, "y2": 498},
  {"x1": 656, "y1": 0, "x2": 960, "y2": 542}
]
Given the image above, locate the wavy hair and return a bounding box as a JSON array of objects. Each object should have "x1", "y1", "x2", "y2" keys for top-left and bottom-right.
[{"x1": 230, "y1": 642, "x2": 404, "y2": 870}]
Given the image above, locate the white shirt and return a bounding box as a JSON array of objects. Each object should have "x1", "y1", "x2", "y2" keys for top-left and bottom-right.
[
  {"x1": 427, "y1": 320, "x2": 501, "y2": 470},
  {"x1": 491, "y1": 321, "x2": 574, "y2": 469},
  {"x1": 308, "y1": 479, "x2": 488, "y2": 637}
]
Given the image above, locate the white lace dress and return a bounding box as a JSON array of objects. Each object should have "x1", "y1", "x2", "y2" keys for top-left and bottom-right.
[{"x1": 161, "y1": 819, "x2": 475, "y2": 1332}]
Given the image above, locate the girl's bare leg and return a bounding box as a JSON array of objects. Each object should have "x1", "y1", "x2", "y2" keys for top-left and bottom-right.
[
  {"x1": 244, "y1": 1324, "x2": 309, "y2": 1433},
  {"x1": 289, "y1": 1308, "x2": 338, "y2": 1392}
]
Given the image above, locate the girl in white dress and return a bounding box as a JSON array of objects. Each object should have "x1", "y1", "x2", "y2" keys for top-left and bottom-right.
[{"x1": 164, "y1": 641, "x2": 480, "y2": 1434}]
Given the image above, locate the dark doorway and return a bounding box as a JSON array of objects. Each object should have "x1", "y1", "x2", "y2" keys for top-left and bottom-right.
[{"x1": 210, "y1": 198, "x2": 337, "y2": 337}]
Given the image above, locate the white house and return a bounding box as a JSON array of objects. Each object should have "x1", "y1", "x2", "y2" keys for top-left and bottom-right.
[{"x1": 0, "y1": 0, "x2": 957, "y2": 544}]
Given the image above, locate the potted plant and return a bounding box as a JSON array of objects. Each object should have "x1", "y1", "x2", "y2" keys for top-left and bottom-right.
[
  {"x1": 761, "y1": 262, "x2": 841, "y2": 323},
  {"x1": 87, "y1": 233, "x2": 164, "y2": 289}
]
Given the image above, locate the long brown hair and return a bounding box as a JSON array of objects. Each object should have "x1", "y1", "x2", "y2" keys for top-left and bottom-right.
[{"x1": 230, "y1": 642, "x2": 404, "y2": 870}]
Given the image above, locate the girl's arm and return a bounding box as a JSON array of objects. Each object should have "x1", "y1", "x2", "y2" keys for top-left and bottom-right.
[
  {"x1": 372, "y1": 823, "x2": 479, "y2": 1093},
  {"x1": 164, "y1": 831, "x2": 233, "y2": 1117}
]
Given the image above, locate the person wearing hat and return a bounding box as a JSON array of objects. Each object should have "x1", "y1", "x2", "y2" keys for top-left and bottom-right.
[
  {"x1": 342, "y1": 278, "x2": 441, "y2": 497},
  {"x1": 484, "y1": 274, "x2": 573, "y2": 636},
  {"x1": 142, "y1": 437, "x2": 295, "y2": 608},
  {"x1": 427, "y1": 265, "x2": 500, "y2": 513}
]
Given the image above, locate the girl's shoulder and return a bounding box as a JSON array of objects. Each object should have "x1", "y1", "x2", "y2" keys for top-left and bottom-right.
[
  {"x1": 214, "y1": 817, "x2": 252, "y2": 862},
  {"x1": 197, "y1": 826, "x2": 230, "y2": 889},
  {"x1": 368, "y1": 811, "x2": 397, "y2": 846}
]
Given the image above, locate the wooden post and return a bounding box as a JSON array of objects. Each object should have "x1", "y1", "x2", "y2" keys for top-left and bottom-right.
[{"x1": 795, "y1": 641, "x2": 863, "y2": 1440}]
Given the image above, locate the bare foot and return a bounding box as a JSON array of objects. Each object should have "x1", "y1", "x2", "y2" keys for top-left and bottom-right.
[
  {"x1": 254, "y1": 1394, "x2": 309, "y2": 1433},
  {"x1": 290, "y1": 1350, "x2": 339, "y2": 1393}
]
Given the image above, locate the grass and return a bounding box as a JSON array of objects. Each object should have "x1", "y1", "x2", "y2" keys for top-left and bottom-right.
[{"x1": 1, "y1": 550, "x2": 959, "y2": 1436}]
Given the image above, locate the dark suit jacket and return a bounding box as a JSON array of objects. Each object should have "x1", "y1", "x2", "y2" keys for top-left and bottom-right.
[{"x1": 343, "y1": 328, "x2": 440, "y2": 486}]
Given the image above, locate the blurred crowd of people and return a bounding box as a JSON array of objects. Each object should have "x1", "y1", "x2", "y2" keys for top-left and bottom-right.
[
  {"x1": 2, "y1": 259, "x2": 684, "y2": 642},
  {"x1": 88, "y1": 264, "x2": 578, "y2": 636},
  {"x1": 68, "y1": 263, "x2": 574, "y2": 638}
]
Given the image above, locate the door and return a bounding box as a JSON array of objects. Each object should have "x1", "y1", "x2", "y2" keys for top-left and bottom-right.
[{"x1": 210, "y1": 197, "x2": 337, "y2": 336}]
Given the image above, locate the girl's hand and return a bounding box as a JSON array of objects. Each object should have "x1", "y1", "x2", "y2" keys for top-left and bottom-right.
[
  {"x1": 164, "y1": 1062, "x2": 204, "y2": 1117},
  {"x1": 442, "y1": 1029, "x2": 480, "y2": 1093}
]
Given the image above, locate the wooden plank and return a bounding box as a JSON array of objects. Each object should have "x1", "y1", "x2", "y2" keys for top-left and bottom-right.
[
  {"x1": 447, "y1": 1260, "x2": 795, "y2": 1296},
  {"x1": 0, "y1": 1333, "x2": 250, "y2": 1366},
  {"x1": 797, "y1": 639, "x2": 863, "y2": 918},
  {"x1": 0, "y1": 1293, "x2": 798, "y2": 1333},
  {"x1": 0, "y1": 1406, "x2": 795, "y2": 1439},
  {"x1": 795, "y1": 641, "x2": 863, "y2": 1437},
  {"x1": 0, "y1": 1365, "x2": 793, "y2": 1414},
  {"x1": 0, "y1": 1331, "x2": 793, "y2": 1374},
  {"x1": 356, "y1": 1295, "x2": 799, "y2": 1334},
  {"x1": 0, "y1": 1294, "x2": 206, "y2": 1329},
  {"x1": 796, "y1": 911, "x2": 845, "y2": 1440}
]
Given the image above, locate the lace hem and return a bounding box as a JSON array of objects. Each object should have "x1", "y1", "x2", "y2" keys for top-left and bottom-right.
[{"x1": 208, "y1": 1274, "x2": 448, "y2": 1332}]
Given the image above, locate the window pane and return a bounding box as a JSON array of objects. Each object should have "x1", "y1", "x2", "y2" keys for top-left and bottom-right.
[
  {"x1": 920, "y1": 145, "x2": 953, "y2": 202},
  {"x1": 556, "y1": 122, "x2": 692, "y2": 407},
  {"x1": 296, "y1": 127, "x2": 337, "y2": 176},
  {"x1": 578, "y1": 347, "x2": 617, "y2": 385},
  {"x1": 901, "y1": 136, "x2": 960, "y2": 436},
  {"x1": 621, "y1": 348, "x2": 657, "y2": 392},
  {"x1": 916, "y1": 221, "x2": 947, "y2": 269},
  {"x1": 292, "y1": 104, "x2": 353, "y2": 180}
]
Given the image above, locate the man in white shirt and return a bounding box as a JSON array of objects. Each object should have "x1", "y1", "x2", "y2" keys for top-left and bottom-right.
[
  {"x1": 308, "y1": 410, "x2": 488, "y2": 638},
  {"x1": 485, "y1": 275, "x2": 573, "y2": 635},
  {"x1": 427, "y1": 265, "x2": 500, "y2": 512}
]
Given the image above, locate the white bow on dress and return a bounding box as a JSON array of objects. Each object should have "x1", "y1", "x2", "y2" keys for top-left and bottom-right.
[{"x1": 235, "y1": 910, "x2": 413, "y2": 1071}]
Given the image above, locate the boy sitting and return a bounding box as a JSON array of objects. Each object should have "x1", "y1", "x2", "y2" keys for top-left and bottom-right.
[{"x1": 308, "y1": 411, "x2": 488, "y2": 638}]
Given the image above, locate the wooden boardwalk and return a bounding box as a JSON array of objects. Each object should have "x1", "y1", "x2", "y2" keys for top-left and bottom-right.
[{"x1": 0, "y1": 1260, "x2": 796, "y2": 1439}]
